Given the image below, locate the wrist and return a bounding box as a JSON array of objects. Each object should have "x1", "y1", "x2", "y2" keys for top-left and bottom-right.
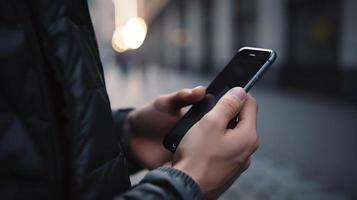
[
  {"x1": 173, "y1": 160, "x2": 207, "y2": 194},
  {"x1": 142, "y1": 167, "x2": 204, "y2": 199}
]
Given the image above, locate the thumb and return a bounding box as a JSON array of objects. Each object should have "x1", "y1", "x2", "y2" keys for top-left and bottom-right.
[
  {"x1": 157, "y1": 86, "x2": 206, "y2": 113},
  {"x1": 208, "y1": 87, "x2": 247, "y2": 127}
]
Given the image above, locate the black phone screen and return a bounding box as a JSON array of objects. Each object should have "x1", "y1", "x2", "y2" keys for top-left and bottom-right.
[
  {"x1": 207, "y1": 50, "x2": 271, "y2": 96},
  {"x1": 163, "y1": 49, "x2": 273, "y2": 152}
]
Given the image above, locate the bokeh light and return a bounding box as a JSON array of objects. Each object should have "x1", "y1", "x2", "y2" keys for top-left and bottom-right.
[{"x1": 112, "y1": 17, "x2": 147, "y2": 52}]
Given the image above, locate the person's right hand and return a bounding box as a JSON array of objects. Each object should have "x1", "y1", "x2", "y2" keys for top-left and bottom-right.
[{"x1": 172, "y1": 87, "x2": 259, "y2": 199}]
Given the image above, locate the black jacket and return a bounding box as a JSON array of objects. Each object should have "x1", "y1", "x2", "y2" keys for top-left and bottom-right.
[{"x1": 0, "y1": 0, "x2": 202, "y2": 199}]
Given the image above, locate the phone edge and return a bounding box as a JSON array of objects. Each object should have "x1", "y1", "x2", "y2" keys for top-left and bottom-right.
[{"x1": 243, "y1": 49, "x2": 277, "y2": 92}]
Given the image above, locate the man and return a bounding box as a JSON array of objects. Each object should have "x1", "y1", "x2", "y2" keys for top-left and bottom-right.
[{"x1": 0, "y1": 1, "x2": 259, "y2": 199}]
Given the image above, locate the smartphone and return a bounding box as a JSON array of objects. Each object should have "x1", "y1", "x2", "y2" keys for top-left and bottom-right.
[{"x1": 163, "y1": 47, "x2": 277, "y2": 152}]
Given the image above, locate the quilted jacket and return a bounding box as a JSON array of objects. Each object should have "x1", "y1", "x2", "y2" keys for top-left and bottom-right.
[{"x1": 0, "y1": 0, "x2": 202, "y2": 199}]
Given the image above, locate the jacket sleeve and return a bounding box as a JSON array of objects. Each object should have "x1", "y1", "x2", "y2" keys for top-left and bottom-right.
[
  {"x1": 112, "y1": 111, "x2": 203, "y2": 199},
  {"x1": 116, "y1": 167, "x2": 203, "y2": 200},
  {"x1": 112, "y1": 109, "x2": 143, "y2": 174}
]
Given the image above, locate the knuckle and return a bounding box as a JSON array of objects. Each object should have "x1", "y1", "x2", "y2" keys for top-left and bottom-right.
[
  {"x1": 244, "y1": 159, "x2": 251, "y2": 170},
  {"x1": 220, "y1": 96, "x2": 239, "y2": 112},
  {"x1": 248, "y1": 134, "x2": 259, "y2": 151},
  {"x1": 235, "y1": 156, "x2": 247, "y2": 166},
  {"x1": 245, "y1": 158, "x2": 251, "y2": 169},
  {"x1": 156, "y1": 94, "x2": 166, "y2": 102},
  {"x1": 240, "y1": 128, "x2": 259, "y2": 152},
  {"x1": 154, "y1": 95, "x2": 166, "y2": 106}
]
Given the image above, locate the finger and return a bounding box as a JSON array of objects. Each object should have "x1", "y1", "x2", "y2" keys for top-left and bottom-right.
[
  {"x1": 205, "y1": 87, "x2": 247, "y2": 127},
  {"x1": 227, "y1": 94, "x2": 259, "y2": 156},
  {"x1": 157, "y1": 86, "x2": 206, "y2": 113},
  {"x1": 228, "y1": 94, "x2": 258, "y2": 145},
  {"x1": 235, "y1": 94, "x2": 258, "y2": 131}
]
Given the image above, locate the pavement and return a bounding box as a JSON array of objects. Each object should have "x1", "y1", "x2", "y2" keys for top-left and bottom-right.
[{"x1": 104, "y1": 63, "x2": 357, "y2": 200}]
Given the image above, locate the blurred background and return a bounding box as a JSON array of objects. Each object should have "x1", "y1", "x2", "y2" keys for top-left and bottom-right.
[{"x1": 88, "y1": 0, "x2": 357, "y2": 199}]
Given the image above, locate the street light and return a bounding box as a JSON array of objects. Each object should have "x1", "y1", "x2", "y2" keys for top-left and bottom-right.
[{"x1": 112, "y1": 0, "x2": 147, "y2": 52}]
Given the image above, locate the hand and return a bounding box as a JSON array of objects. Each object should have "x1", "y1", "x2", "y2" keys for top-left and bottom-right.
[
  {"x1": 172, "y1": 87, "x2": 259, "y2": 199},
  {"x1": 127, "y1": 86, "x2": 206, "y2": 169}
]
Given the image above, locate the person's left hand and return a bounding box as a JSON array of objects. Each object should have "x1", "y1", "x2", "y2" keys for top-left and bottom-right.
[{"x1": 127, "y1": 86, "x2": 206, "y2": 169}]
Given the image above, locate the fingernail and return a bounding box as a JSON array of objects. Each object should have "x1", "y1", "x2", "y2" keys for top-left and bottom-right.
[{"x1": 229, "y1": 87, "x2": 247, "y2": 101}]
